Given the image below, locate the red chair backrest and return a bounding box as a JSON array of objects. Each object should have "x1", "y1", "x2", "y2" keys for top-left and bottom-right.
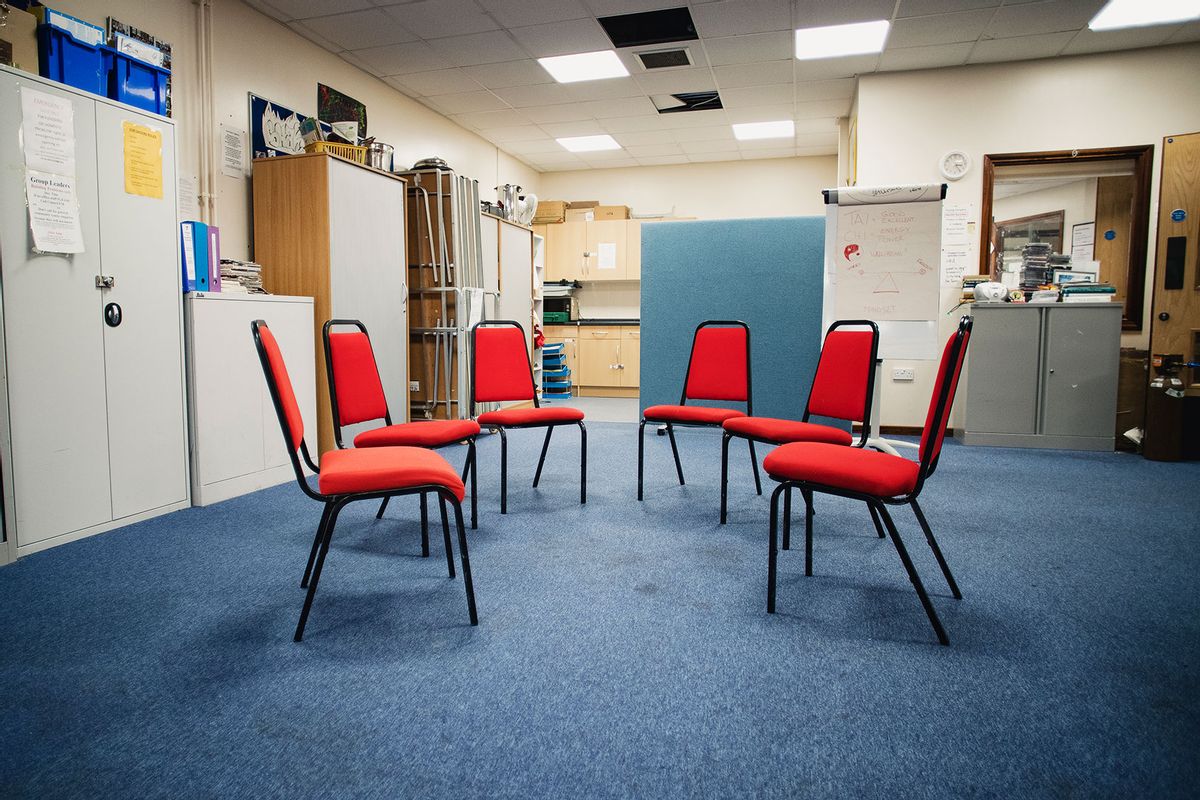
[
  {"x1": 684, "y1": 324, "x2": 749, "y2": 402},
  {"x1": 327, "y1": 330, "x2": 389, "y2": 426},
  {"x1": 919, "y1": 318, "x2": 972, "y2": 470},
  {"x1": 473, "y1": 325, "x2": 535, "y2": 403},
  {"x1": 254, "y1": 321, "x2": 305, "y2": 452},
  {"x1": 807, "y1": 327, "x2": 877, "y2": 422}
]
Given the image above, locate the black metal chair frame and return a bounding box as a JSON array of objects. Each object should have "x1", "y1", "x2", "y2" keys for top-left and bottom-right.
[
  {"x1": 637, "y1": 320, "x2": 759, "y2": 502},
  {"x1": 765, "y1": 316, "x2": 972, "y2": 646},
  {"x1": 253, "y1": 320, "x2": 477, "y2": 642},
  {"x1": 721, "y1": 319, "x2": 880, "y2": 529},
  {"x1": 323, "y1": 319, "x2": 479, "y2": 536},
  {"x1": 470, "y1": 319, "x2": 586, "y2": 514}
]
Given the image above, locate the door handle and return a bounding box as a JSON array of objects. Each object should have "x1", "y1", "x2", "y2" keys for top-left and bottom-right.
[{"x1": 95, "y1": 275, "x2": 116, "y2": 289}]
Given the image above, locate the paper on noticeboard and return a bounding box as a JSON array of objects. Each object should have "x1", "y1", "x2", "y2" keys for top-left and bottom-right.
[
  {"x1": 123, "y1": 121, "x2": 163, "y2": 198},
  {"x1": 20, "y1": 87, "x2": 76, "y2": 175},
  {"x1": 1071, "y1": 222, "x2": 1095, "y2": 263},
  {"x1": 25, "y1": 171, "x2": 85, "y2": 253},
  {"x1": 598, "y1": 242, "x2": 617, "y2": 269}
]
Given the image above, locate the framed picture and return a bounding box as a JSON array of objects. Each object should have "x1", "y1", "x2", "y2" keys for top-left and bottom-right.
[{"x1": 1053, "y1": 269, "x2": 1096, "y2": 284}]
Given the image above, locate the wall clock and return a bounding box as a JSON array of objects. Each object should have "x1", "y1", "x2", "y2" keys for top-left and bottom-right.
[{"x1": 939, "y1": 150, "x2": 971, "y2": 181}]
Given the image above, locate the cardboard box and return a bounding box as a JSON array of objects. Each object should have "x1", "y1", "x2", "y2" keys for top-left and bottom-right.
[
  {"x1": 568, "y1": 200, "x2": 599, "y2": 208},
  {"x1": 565, "y1": 208, "x2": 594, "y2": 222},
  {"x1": 593, "y1": 205, "x2": 630, "y2": 220},
  {"x1": 532, "y1": 199, "x2": 567, "y2": 224},
  {"x1": 0, "y1": 7, "x2": 39, "y2": 74}
]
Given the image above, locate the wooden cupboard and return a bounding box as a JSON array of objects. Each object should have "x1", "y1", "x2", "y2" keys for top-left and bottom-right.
[
  {"x1": 576, "y1": 325, "x2": 640, "y2": 396},
  {"x1": 543, "y1": 220, "x2": 641, "y2": 282}
]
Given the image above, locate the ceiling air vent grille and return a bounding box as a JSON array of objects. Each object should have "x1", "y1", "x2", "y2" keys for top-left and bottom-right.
[{"x1": 637, "y1": 48, "x2": 692, "y2": 70}]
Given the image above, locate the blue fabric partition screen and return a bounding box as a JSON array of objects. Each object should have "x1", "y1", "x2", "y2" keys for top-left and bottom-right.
[{"x1": 640, "y1": 217, "x2": 826, "y2": 422}]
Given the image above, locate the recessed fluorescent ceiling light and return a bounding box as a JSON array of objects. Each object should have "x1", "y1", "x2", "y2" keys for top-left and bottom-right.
[
  {"x1": 1089, "y1": 0, "x2": 1200, "y2": 30},
  {"x1": 538, "y1": 50, "x2": 629, "y2": 83},
  {"x1": 557, "y1": 134, "x2": 622, "y2": 152},
  {"x1": 732, "y1": 120, "x2": 795, "y2": 141},
  {"x1": 795, "y1": 20, "x2": 890, "y2": 60}
]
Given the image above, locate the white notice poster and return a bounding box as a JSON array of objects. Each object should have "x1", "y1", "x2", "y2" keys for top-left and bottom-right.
[
  {"x1": 1071, "y1": 222, "x2": 1095, "y2": 263},
  {"x1": 25, "y1": 171, "x2": 85, "y2": 253},
  {"x1": 598, "y1": 242, "x2": 617, "y2": 269},
  {"x1": 220, "y1": 125, "x2": 246, "y2": 179},
  {"x1": 20, "y1": 87, "x2": 76, "y2": 176}
]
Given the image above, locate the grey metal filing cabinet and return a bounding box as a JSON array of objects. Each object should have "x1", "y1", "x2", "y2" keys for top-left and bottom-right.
[{"x1": 957, "y1": 303, "x2": 1122, "y2": 451}]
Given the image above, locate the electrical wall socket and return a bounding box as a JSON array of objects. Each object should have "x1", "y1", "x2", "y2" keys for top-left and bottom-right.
[
  {"x1": 892, "y1": 367, "x2": 916, "y2": 382},
  {"x1": 409, "y1": 380, "x2": 420, "y2": 392}
]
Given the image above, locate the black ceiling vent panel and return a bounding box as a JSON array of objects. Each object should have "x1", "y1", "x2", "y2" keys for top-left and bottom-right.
[
  {"x1": 637, "y1": 48, "x2": 692, "y2": 70},
  {"x1": 598, "y1": 7, "x2": 698, "y2": 49},
  {"x1": 654, "y1": 91, "x2": 723, "y2": 115}
]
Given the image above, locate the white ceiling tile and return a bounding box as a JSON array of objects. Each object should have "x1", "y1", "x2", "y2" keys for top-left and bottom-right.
[
  {"x1": 265, "y1": 0, "x2": 376, "y2": 20},
  {"x1": 741, "y1": 148, "x2": 799, "y2": 159},
  {"x1": 423, "y1": 90, "x2": 511, "y2": 114},
  {"x1": 522, "y1": 104, "x2": 595, "y2": 124},
  {"x1": 430, "y1": 30, "x2": 530, "y2": 67},
  {"x1": 449, "y1": 108, "x2": 531, "y2": 129},
  {"x1": 670, "y1": 126, "x2": 736, "y2": 143},
  {"x1": 656, "y1": 108, "x2": 728, "y2": 128},
  {"x1": 539, "y1": 120, "x2": 609, "y2": 137},
  {"x1": 795, "y1": 97, "x2": 852, "y2": 117},
  {"x1": 691, "y1": 0, "x2": 792, "y2": 37},
  {"x1": 501, "y1": 138, "x2": 564, "y2": 154},
  {"x1": 792, "y1": 0, "x2": 897, "y2": 27},
  {"x1": 688, "y1": 152, "x2": 743, "y2": 163},
  {"x1": 463, "y1": 59, "x2": 554, "y2": 89},
  {"x1": 984, "y1": 0, "x2": 1104, "y2": 38},
  {"x1": 338, "y1": 49, "x2": 387, "y2": 76},
  {"x1": 242, "y1": 0, "x2": 292, "y2": 22},
  {"x1": 679, "y1": 139, "x2": 741, "y2": 154},
  {"x1": 967, "y1": 31, "x2": 1075, "y2": 63},
  {"x1": 703, "y1": 32, "x2": 793, "y2": 66},
  {"x1": 724, "y1": 104, "x2": 795, "y2": 123},
  {"x1": 581, "y1": 0, "x2": 682, "y2": 14},
  {"x1": 477, "y1": 0, "x2": 592, "y2": 27},
  {"x1": 1166, "y1": 21, "x2": 1200, "y2": 43},
  {"x1": 384, "y1": 0, "x2": 500, "y2": 39},
  {"x1": 719, "y1": 83, "x2": 794, "y2": 108},
  {"x1": 287, "y1": 21, "x2": 342, "y2": 51},
  {"x1": 495, "y1": 78, "x2": 643, "y2": 107},
  {"x1": 793, "y1": 53, "x2": 880, "y2": 80},
  {"x1": 633, "y1": 67, "x2": 718, "y2": 94},
  {"x1": 638, "y1": 155, "x2": 690, "y2": 165},
  {"x1": 601, "y1": 114, "x2": 679, "y2": 133},
  {"x1": 390, "y1": 68, "x2": 485, "y2": 96},
  {"x1": 351, "y1": 41, "x2": 453, "y2": 74},
  {"x1": 793, "y1": 78, "x2": 855, "y2": 102},
  {"x1": 582, "y1": 157, "x2": 641, "y2": 169},
  {"x1": 482, "y1": 124, "x2": 550, "y2": 142},
  {"x1": 382, "y1": 76, "x2": 421, "y2": 98},
  {"x1": 877, "y1": 42, "x2": 975, "y2": 71},
  {"x1": 584, "y1": 96, "x2": 659, "y2": 118},
  {"x1": 624, "y1": 143, "x2": 684, "y2": 157},
  {"x1": 612, "y1": 130, "x2": 678, "y2": 145},
  {"x1": 888, "y1": 9, "x2": 995, "y2": 48},
  {"x1": 795, "y1": 144, "x2": 838, "y2": 156},
  {"x1": 737, "y1": 137, "x2": 796, "y2": 150},
  {"x1": 300, "y1": 8, "x2": 417, "y2": 49},
  {"x1": 793, "y1": 117, "x2": 840, "y2": 134},
  {"x1": 1061, "y1": 25, "x2": 1176, "y2": 55},
  {"x1": 898, "y1": 0, "x2": 1001, "y2": 18},
  {"x1": 508, "y1": 18, "x2": 613, "y2": 58},
  {"x1": 580, "y1": 148, "x2": 635, "y2": 161},
  {"x1": 712, "y1": 60, "x2": 795, "y2": 89}
]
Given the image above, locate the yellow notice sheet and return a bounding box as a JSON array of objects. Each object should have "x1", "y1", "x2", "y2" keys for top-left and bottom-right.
[{"x1": 123, "y1": 121, "x2": 163, "y2": 198}]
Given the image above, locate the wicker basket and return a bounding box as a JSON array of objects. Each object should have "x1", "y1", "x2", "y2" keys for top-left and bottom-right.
[{"x1": 304, "y1": 141, "x2": 368, "y2": 164}]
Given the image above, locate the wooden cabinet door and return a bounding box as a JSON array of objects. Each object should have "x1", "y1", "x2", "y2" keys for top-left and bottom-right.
[
  {"x1": 619, "y1": 327, "x2": 640, "y2": 387},
  {"x1": 545, "y1": 222, "x2": 585, "y2": 282},
  {"x1": 578, "y1": 332, "x2": 622, "y2": 387},
  {"x1": 625, "y1": 221, "x2": 642, "y2": 281},
  {"x1": 585, "y1": 220, "x2": 627, "y2": 281}
]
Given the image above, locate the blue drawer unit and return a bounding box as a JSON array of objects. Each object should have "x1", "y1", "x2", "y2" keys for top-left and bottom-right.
[{"x1": 540, "y1": 343, "x2": 572, "y2": 400}]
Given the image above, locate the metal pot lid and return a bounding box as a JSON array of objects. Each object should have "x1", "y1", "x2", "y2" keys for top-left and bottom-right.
[{"x1": 412, "y1": 157, "x2": 449, "y2": 170}]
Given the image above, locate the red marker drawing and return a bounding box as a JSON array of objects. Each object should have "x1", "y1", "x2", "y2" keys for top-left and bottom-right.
[{"x1": 844, "y1": 244, "x2": 860, "y2": 262}]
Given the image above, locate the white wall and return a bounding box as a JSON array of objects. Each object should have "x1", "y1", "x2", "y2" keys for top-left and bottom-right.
[
  {"x1": 538, "y1": 156, "x2": 837, "y2": 219},
  {"x1": 855, "y1": 43, "x2": 1200, "y2": 426},
  {"x1": 47, "y1": 0, "x2": 540, "y2": 262},
  {"x1": 993, "y1": 178, "x2": 1098, "y2": 251}
]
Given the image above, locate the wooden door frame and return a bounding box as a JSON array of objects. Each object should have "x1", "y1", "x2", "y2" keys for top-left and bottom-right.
[{"x1": 980, "y1": 144, "x2": 1154, "y2": 331}]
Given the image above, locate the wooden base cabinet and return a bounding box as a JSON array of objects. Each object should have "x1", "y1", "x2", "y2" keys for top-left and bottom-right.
[{"x1": 577, "y1": 325, "x2": 640, "y2": 395}]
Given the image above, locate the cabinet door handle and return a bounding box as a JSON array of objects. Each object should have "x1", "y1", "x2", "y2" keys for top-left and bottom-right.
[{"x1": 95, "y1": 275, "x2": 116, "y2": 289}]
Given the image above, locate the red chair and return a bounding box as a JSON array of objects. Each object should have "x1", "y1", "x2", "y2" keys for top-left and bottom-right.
[
  {"x1": 761, "y1": 316, "x2": 972, "y2": 645},
  {"x1": 720, "y1": 320, "x2": 880, "y2": 529},
  {"x1": 323, "y1": 320, "x2": 480, "y2": 540},
  {"x1": 470, "y1": 320, "x2": 586, "y2": 514},
  {"x1": 638, "y1": 320, "x2": 759, "y2": 502},
  {"x1": 252, "y1": 320, "x2": 477, "y2": 641}
]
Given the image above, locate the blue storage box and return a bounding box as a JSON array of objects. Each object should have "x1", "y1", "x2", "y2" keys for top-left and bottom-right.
[
  {"x1": 109, "y1": 50, "x2": 170, "y2": 115},
  {"x1": 37, "y1": 8, "x2": 110, "y2": 96}
]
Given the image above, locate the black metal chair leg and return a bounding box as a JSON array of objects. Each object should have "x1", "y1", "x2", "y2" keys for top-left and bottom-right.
[
  {"x1": 468, "y1": 439, "x2": 478, "y2": 530},
  {"x1": 637, "y1": 420, "x2": 646, "y2": 501},
  {"x1": 448, "y1": 492, "x2": 478, "y2": 625},
  {"x1": 910, "y1": 498, "x2": 961, "y2": 599},
  {"x1": 301, "y1": 501, "x2": 335, "y2": 589},
  {"x1": 420, "y1": 493, "x2": 430, "y2": 557},
  {"x1": 579, "y1": 421, "x2": 587, "y2": 505},
  {"x1": 719, "y1": 432, "x2": 731, "y2": 524},
  {"x1": 876, "y1": 503, "x2": 949, "y2": 646},
  {"x1": 439, "y1": 493, "x2": 455, "y2": 579},
  {"x1": 767, "y1": 484, "x2": 785, "y2": 613},
  {"x1": 295, "y1": 498, "x2": 347, "y2": 642},
  {"x1": 748, "y1": 440, "x2": 762, "y2": 495},
  {"x1": 869, "y1": 502, "x2": 886, "y2": 538},
  {"x1": 666, "y1": 424, "x2": 685, "y2": 485},
  {"x1": 803, "y1": 489, "x2": 814, "y2": 576},
  {"x1": 375, "y1": 496, "x2": 390, "y2": 520},
  {"x1": 532, "y1": 427, "x2": 554, "y2": 487},
  {"x1": 782, "y1": 486, "x2": 792, "y2": 551},
  {"x1": 498, "y1": 427, "x2": 508, "y2": 514}
]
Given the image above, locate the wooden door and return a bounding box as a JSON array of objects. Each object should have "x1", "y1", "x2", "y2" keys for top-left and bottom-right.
[
  {"x1": 578, "y1": 330, "x2": 622, "y2": 387},
  {"x1": 1094, "y1": 175, "x2": 1135, "y2": 302},
  {"x1": 546, "y1": 222, "x2": 585, "y2": 282},
  {"x1": 1149, "y1": 132, "x2": 1200, "y2": 394},
  {"x1": 95, "y1": 102, "x2": 189, "y2": 520},
  {"x1": 619, "y1": 327, "x2": 640, "y2": 387},
  {"x1": 625, "y1": 221, "x2": 642, "y2": 280},
  {"x1": 585, "y1": 220, "x2": 627, "y2": 281}
]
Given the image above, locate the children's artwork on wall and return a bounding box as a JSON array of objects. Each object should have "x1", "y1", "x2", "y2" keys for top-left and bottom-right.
[
  {"x1": 318, "y1": 84, "x2": 367, "y2": 141},
  {"x1": 248, "y1": 93, "x2": 330, "y2": 159}
]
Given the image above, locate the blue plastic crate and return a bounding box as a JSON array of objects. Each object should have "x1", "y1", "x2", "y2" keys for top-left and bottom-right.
[
  {"x1": 37, "y1": 10, "x2": 110, "y2": 97},
  {"x1": 109, "y1": 50, "x2": 170, "y2": 115}
]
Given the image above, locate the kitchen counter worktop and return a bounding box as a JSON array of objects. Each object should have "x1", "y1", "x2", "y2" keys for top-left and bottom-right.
[{"x1": 543, "y1": 319, "x2": 639, "y2": 326}]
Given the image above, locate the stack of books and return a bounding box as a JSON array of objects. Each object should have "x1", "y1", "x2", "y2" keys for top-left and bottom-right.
[
  {"x1": 219, "y1": 259, "x2": 267, "y2": 294},
  {"x1": 1062, "y1": 283, "x2": 1117, "y2": 303},
  {"x1": 1020, "y1": 242, "x2": 1053, "y2": 290}
]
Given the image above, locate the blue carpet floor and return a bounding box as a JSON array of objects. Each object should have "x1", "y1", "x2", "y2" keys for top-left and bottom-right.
[{"x1": 1, "y1": 422, "x2": 1198, "y2": 798}]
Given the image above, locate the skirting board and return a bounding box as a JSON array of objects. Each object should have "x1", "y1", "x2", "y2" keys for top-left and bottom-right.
[
  {"x1": 15, "y1": 499, "x2": 192, "y2": 558},
  {"x1": 578, "y1": 387, "x2": 638, "y2": 398},
  {"x1": 193, "y1": 464, "x2": 295, "y2": 507},
  {"x1": 954, "y1": 430, "x2": 1115, "y2": 452}
]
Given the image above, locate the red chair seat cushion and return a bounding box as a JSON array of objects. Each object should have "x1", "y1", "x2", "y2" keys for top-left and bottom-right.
[
  {"x1": 643, "y1": 404, "x2": 745, "y2": 425},
  {"x1": 353, "y1": 419, "x2": 480, "y2": 449},
  {"x1": 318, "y1": 446, "x2": 465, "y2": 500},
  {"x1": 723, "y1": 416, "x2": 853, "y2": 446},
  {"x1": 477, "y1": 406, "x2": 584, "y2": 427},
  {"x1": 763, "y1": 442, "x2": 919, "y2": 498}
]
